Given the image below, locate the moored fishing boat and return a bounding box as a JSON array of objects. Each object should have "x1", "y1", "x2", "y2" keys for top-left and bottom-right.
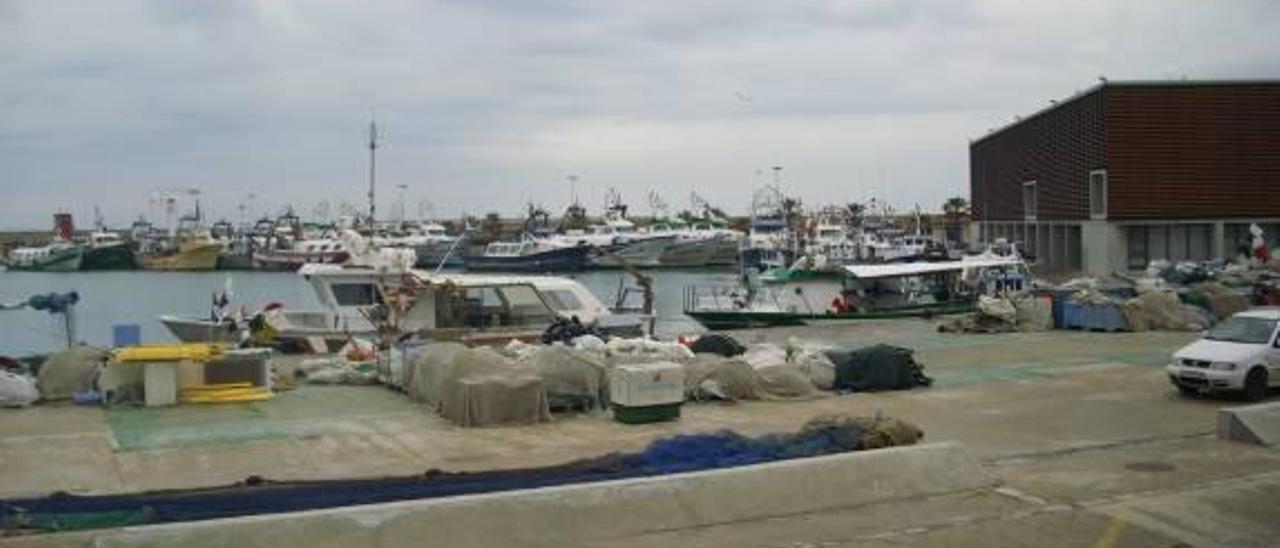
[
  {"x1": 251, "y1": 210, "x2": 349, "y2": 272},
  {"x1": 160, "y1": 231, "x2": 636, "y2": 349},
  {"x1": 80, "y1": 230, "x2": 136, "y2": 270},
  {"x1": 6, "y1": 242, "x2": 83, "y2": 272},
  {"x1": 464, "y1": 236, "x2": 590, "y2": 272},
  {"x1": 4, "y1": 214, "x2": 84, "y2": 272},
  {"x1": 139, "y1": 224, "x2": 222, "y2": 271},
  {"x1": 684, "y1": 254, "x2": 1031, "y2": 329}
]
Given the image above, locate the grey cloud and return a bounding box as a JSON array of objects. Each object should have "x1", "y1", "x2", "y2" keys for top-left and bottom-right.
[{"x1": 1, "y1": 0, "x2": 1278, "y2": 229}]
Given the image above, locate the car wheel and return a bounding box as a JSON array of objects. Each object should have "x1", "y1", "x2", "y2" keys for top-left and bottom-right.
[
  {"x1": 1174, "y1": 383, "x2": 1199, "y2": 397},
  {"x1": 1243, "y1": 367, "x2": 1269, "y2": 402}
]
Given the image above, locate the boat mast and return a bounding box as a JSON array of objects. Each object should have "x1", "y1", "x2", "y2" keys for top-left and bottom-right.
[{"x1": 368, "y1": 119, "x2": 378, "y2": 225}]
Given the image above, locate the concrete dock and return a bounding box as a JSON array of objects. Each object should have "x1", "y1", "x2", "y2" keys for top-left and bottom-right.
[{"x1": 3, "y1": 319, "x2": 1278, "y2": 546}]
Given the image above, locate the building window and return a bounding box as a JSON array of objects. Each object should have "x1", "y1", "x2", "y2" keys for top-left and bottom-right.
[
  {"x1": 1089, "y1": 170, "x2": 1107, "y2": 219},
  {"x1": 1022, "y1": 181, "x2": 1037, "y2": 221}
]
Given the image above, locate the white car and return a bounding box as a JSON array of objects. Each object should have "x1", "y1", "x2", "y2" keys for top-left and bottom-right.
[{"x1": 1167, "y1": 308, "x2": 1280, "y2": 400}]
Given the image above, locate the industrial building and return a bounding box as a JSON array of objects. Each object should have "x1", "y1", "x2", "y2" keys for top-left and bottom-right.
[{"x1": 969, "y1": 79, "x2": 1280, "y2": 274}]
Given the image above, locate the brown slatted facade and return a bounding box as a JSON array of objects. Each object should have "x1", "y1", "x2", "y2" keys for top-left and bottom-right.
[
  {"x1": 971, "y1": 81, "x2": 1280, "y2": 222},
  {"x1": 970, "y1": 89, "x2": 1104, "y2": 221},
  {"x1": 1106, "y1": 83, "x2": 1280, "y2": 220}
]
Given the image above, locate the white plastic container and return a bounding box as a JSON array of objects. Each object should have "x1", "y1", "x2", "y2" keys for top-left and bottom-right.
[{"x1": 609, "y1": 362, "x2": 685, "y2": 407}]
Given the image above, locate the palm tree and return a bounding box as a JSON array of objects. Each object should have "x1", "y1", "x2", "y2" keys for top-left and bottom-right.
[
  {"x1": 479, "y1": 212, "x2": 504, "y2": 245},
  {"x1": 942, "y1": 197, "x2": 970, "y2": 222},
  {"x1": 844, "y1": 202, "x2": 866, "y2": 228}
]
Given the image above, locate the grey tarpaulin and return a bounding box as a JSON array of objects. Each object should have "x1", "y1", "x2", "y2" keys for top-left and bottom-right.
[
  {"x1": 436, "y1": 347, "x2": 551, "y2": 427},
  {"x1": 682, "y1": 355, "x2": 820, "y2": 401},
  {"x1": 521, "y1": 345, "x2": 608, "y2": 411},
  {"x1": 402, "y1": 342, "x2": 470, "y2": 405}
]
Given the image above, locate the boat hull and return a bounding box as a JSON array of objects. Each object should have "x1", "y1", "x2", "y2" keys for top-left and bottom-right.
[
  {"x1": 140, "y1": 243, "x2": 221, "y2": 271},
  {"x1": 591, "y1": 237, "x2": 671, "y2": 268},
  {"x1": 658, "y1": 239, "x2": 718, "y2": 267},
  {"x1": 160, "y1": 314, "x2": 373, "y2": 351},
  {"x1": 252, "y1": 250, "x2": 350, "y2": 272},
  {"x1": 685, "y1": 300, "x2": 975, "y2": 330},
  {"x1": 216, "y1": 253, "x2": 255, "y2": 270},
  {"x1": 464, "y1": 245, "x2": 590, "y2": 272},
  {"x1": 412, "y1": 242, "x2": 465, "y2": 269},
  {"x1": 6, "y1": 247, "x2": 83, "y2": 272},
  {"x1": 159, "y1": 315, "x2": 242, "y2": 344},
  {"x1": 707, "y1": 238, "x2": 741, "y2": 266},
  {"x1": 80, "y1": 244, "x2": 137, "y2": 270},
  {"x1": 738, "y1": 247, "x2": 791, "y2": 270}
]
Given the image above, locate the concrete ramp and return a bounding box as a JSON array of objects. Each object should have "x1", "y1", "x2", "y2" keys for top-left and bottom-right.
[
  {"x1": 14, "y1": 442, "x2": 992, "y2": 548},
  {"x1": 1218, "y1": 401, "x2": 1280, "y2": 446}
]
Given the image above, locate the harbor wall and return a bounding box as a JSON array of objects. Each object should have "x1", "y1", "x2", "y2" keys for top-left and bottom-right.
[{"x1": 4, "y1": 441, "x2": 993, "y2": 548}]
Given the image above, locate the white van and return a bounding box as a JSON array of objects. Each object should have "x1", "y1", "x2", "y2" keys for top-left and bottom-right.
[{"x1": 1167, "y1": 308, "x2": 1280, "y2": 400}]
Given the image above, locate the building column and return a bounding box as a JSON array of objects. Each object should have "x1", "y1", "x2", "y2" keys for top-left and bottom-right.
[
  {"x1": 1212, "y1": 221, "x2": 1226, "y2": 260},
  {"x1": 1081, "y1": 220, "x2": 1126, "y2": 276}
]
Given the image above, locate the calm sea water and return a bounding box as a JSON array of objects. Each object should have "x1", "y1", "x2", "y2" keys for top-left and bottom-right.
[{"x1": 0, "y1": 269, "x2": 740, "y2": 356}]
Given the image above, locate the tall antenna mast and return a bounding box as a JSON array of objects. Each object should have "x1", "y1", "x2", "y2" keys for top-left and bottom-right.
[{"x1": 368, "y1": 118, "x2": 379, "y2": 224}]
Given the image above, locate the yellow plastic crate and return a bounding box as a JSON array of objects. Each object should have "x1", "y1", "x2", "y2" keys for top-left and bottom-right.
[{"x1": 114, "y1": 344, "x2": 224, "y2": 363}]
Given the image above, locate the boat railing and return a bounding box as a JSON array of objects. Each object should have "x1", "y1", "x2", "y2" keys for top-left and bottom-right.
[{"x1": 682, "y1": 284, "x2": 808, "y2": 314}]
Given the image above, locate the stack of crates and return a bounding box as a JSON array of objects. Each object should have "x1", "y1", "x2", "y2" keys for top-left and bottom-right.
[{"x1": 609, "y1": 362, "x2": 685, "y2": 424}]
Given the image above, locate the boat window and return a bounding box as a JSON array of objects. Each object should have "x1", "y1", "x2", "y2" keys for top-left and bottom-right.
[
  {"x1": 499, "y1": 286, "x2": 557, "y2": 325},
  {"x1": 542, "y1": 289, "x2": 584, "y2": 312},
  {"x1": 434, "y1": 285, "x2": 555, "y2": 329},
  {"x1": 331, "y1": 283, "x2": 383, "y2": 306}
]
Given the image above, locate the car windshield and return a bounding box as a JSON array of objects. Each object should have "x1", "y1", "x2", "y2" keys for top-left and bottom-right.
[{"x1": 1204, "y1": 316, "x2": 1278, "y2": 344}]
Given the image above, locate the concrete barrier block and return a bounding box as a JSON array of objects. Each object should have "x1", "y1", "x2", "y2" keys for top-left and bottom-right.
[
  {"x1": 1218, "y1": 401, "x2": 1280, "y2": 446},
  {"x1": 13, "y1": 441, "x2": 993, "y2": 548}
]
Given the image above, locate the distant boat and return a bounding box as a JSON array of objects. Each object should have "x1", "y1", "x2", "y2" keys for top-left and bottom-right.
[
  {"x1": 739, "y1": 185, "x2": 795, "y2": 271},
  {"x1": 547, "y1": 217, "x2": 671, "y2": 268},
  {"x1": 374, "y1": 221, "x2": 464, "y2": 269},
  {"x1": 251, "y1": 210, "x2": 349, "y2": 271},
  {"x1": 464, "y1": 236, "x2": 591, "y2": 272},
  {"x1": 210, "y1": 220, "x2": 254, "y2": 270},
  {"x1": 5, "y1": 241, "x2": 83, "y2": 272},
  {"x1": 252, "y1": 240, "x2": 348, "y2": 271},
  {"x1": 138, "y1": 216, "x2": 222, "y2": 271},
  {"x1": 80, "y1": 230, "x2": 137, "y2": 270},
  {"x1": 4, "y1": 213, "x2": 84, "y2": 272}
]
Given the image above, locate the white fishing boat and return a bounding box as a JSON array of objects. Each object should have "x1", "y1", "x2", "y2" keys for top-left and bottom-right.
[
  {"x1": 374, "y1": 221, "x2": 463, "y2": 269},
  {"x1": 4, "y1": 214, "x2": 85, "y2": 272},
  {"x1": 251, "y1": 211, "x2": 349, "y2": 271},
  {"x1": 740, "y1": 185, "x2": 795, "y2": 270},
  {"x1": 161, "y1": 232, "x2": 634, "y2": 349}
]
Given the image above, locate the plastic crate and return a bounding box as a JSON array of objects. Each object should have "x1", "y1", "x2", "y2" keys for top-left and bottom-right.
[
  {"x1": 612, "y1": 402, "x2": 682, "y2": 424},
  {"x1": 1062, "y1": 302, "x2": 1128, "y2": 332}
]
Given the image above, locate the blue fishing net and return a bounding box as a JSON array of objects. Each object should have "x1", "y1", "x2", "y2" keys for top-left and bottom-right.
[{"x1": 2, "y1": 415, "x2": 885, "y2": 533}]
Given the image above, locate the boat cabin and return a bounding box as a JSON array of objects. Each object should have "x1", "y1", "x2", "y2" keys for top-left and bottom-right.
[{"x1": 299, "y1": 263, "x2": 612, "y2": 345}]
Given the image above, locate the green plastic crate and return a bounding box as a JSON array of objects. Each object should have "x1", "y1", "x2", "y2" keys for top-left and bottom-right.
[{"x1": 612, "y1": 402, "x2": 681, "y2": 424}]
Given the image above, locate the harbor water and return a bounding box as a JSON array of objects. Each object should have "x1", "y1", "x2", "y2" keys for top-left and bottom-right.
[{"x1": 0, "y1": 269, "x2": 740, "y2": 356}]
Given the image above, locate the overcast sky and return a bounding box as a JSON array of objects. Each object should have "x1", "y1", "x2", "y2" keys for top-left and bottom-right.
[{"x1": 2, "y1": 1, "x2": 1277, "y2": 229}]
